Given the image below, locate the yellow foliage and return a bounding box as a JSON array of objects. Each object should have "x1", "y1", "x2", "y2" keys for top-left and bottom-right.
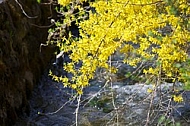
[
  {"x1": 173, "y1": 95, "x2": 183, "y2": 103},
  {"x1": 51, "y1": 0, "x2": 190, "y2": 94},
  {"x1": 57, "y1": 0, "x2": 70, "y2": 6},
  {"x1": 147, "y1": 88, "x2": 153, "y2": 93}
]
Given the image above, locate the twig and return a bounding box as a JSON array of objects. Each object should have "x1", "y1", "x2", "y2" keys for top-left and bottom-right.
[
  {"x1": 75, "y1": 94, "x2": 81, "y2": 126},
  {"x1": 109, "y1": 56, "x2": 119, "y2": 126},
  {"x1": 15, "y1": 0, "x2": 38, "y2": 18},
  {"x1": 145, "y1": 85, "x2": 157, "y2": 126},
  {"x1": 81, "y1": 79, "x2": 110, "y2": 107},
  {"x1": 145, "y1": 64, "x2": 162, "y2": 126},
  {"x1": 38, "y1": 95, "x2": 77, "y2": 116}
]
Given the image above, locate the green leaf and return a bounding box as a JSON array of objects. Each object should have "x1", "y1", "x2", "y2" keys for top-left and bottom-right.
[
  {"x1": 184, "y1": 82, "x2": 190, "y2": 90},
  {"x1": 125, "y1": 72, "x2": 131, "y2": 78},
  {"x1": 147, "y1": 31, "x2": 154, "y2": 37},
  {"x1": 156, "y1": 36, "x2": 163, "y2": 41},
  {"x1": 170, "y1": 6, "x2": 177, "y2": 15},
  {"x1": 175, "y1": 63, "x2": 181, "y2": 68},
  {"x1": 175, "y1": 122, "x2": 181, "y2": 126},
  {"x1": 158, "y1": 115, "x2": 165, "y2": 124},
  {"x1": 37, "y1": 0, "x2": 41, "y2": 3}
]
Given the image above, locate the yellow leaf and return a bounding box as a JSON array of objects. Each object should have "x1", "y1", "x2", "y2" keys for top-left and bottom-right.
[
  {"x1": 173, "y1": 95, "x2": 183, "y2": 103},
  {"x1": 147, "y1": 88, "x2": 153, "y2": 93}
]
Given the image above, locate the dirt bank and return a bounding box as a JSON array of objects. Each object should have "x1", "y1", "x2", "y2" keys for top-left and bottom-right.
[{"x1": 0, "y1": 0, "x2": 56, "y2": 125}]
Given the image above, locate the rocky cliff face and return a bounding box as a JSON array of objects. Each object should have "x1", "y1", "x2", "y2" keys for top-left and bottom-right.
[{"x1": 0, "y1": 0, "x2": 56, "y2": 125}]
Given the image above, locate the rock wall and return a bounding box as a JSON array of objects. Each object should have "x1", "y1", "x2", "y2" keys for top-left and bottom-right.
[{"x1": 0, "y1": 0, "x2": 56, "y2": 125}]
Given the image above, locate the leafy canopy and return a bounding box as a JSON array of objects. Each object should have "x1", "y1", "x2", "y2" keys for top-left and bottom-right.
[{"x1": 50, "y1": 0, "x2": 190, "y2": 95}]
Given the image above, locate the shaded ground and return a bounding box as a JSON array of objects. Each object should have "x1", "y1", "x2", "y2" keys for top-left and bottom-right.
[
  {"x1": 15, "y1": 70, "x2": 76, "y2": 126},
  {"x1": 0, "y1": 0, "x2": 57, "y2": 125}
]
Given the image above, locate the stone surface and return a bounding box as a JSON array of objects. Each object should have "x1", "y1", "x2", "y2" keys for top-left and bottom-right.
[
  {"x1": 14, "y1": 65, "x2": 190, "y2": 126},
  {"x1": 0, "y1": 0, "x2": 4, "y2": 4}
]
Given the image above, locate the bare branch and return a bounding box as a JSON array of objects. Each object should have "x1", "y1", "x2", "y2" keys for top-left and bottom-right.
[{"x1": 15, "y1": 0, "x2": 38, "y2": 18}]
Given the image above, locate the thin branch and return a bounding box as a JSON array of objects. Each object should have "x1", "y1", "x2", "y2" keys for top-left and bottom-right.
[
  {"x1": 37, "y1": 95, "x2": 77, "y2": 116},
  {"x1": 75, "y1": 94, "x2": 81, "y2": 126},
  {"x1": 15, "y1": 0, "x2": 38, "y2": 18},
  {"x1": 109, "y1": 55, "x2": 119, "y2": 126}
]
